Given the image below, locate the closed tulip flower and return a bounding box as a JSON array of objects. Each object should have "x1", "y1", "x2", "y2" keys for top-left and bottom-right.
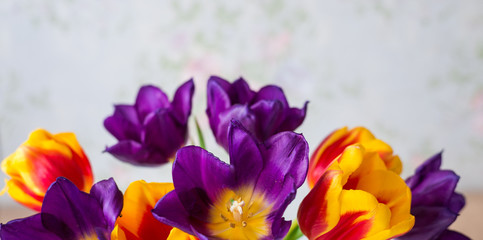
[
  {"x1": 1, "y1": 129, "x2": 93, "y2": 211},
  {"x1": 298, "y1": 145, "x2": 415, "y2": 240},
  {"x1": 104, "y1": 79, "x2": 194, "y2": 166},
  {"x1": 307, "y1": 126, "x2": 402, "y2": 188}
]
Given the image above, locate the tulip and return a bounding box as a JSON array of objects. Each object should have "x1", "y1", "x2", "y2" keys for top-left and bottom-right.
[
  {"x1": 1, "y1": 129, "x2": 93, "y2": 211},
  {"x1": 206, "y1": 76, "x2": 308, "y2": 151},
  {"x1": 111, "y1": 180, "x2": 197, "y2": 240},
  {"x1": 104, "y1": 79, "x2": 194, "y2": 166},
  {"x1": 307, "y1": 126, "x2": 402, "y2": 188},
  {"x1": 397, "y1": 152, "x2": 469, "y2": 240},
  {"x1": 0, "y1": 177, "x2": 123, "y2": 240},
  {"x1": 298, "y1": 145, "x2": 415, "y2": 240},
  {"x1": 153, "y1": 120, "x2": 309, "y2": 239}
]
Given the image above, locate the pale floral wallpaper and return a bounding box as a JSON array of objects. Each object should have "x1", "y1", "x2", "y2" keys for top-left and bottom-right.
[{"x1": 1, "y1": 0, "x2": 482, "y2": 222}]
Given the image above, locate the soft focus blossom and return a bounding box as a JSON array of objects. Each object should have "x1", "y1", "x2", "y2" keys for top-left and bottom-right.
[
  {"x1": 298, "y1": 145, "x2": 415, "y2": 240},
  {"x1": 206, "y1": 76, "x2": 308, "y2": 151},
  {"x1": 397, "y1": 152, "x2": 469, "y2": 240},
  {"x1": 1, "y1": 129, "x2": 93, "y2": 211},
  {"x1": 152, "y1": 120, "x2": 309, "y2": 239},
  {"x1": 104, "y1": 79, "x2": 194, "y2": 166},
  {"x1": 111, "y1": 180, "x2": 197, "y2": 240},
  {"x1": 0, "y1": 177, "x2": 123, "y2": 240},
  {"x1": 307, "y1": 126, "x2": 402, "y2": 188}
]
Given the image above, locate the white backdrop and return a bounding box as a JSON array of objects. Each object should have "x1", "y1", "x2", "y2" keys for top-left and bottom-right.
[{"x1": 1, "y1": 1, "x2": 483, "y2": 222}]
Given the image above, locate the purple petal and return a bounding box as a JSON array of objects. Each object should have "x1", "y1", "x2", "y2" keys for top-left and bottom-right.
[
  {"x1": 250, "y1": 100, "x2": 284, "y2": 140},
  {"x1": 411, "y1": 170, "x2": 459, "y2": 207},
  {"x1": 207, "y1": 76, "x2": 232, "y2": 138},
  {"x1": 228, "y1": 120, "x2": 264, "y2": 184},
  {"x1": 143, "y1": 110, "x2": 187, "y2": 160},
  {"x1": 0, "y1": 214, "x2": 61, "y2": 240},
  {"x1": 135, "y1": 85, "x2": 170, "y2": 121},
  {"x1": 214, "y1": 105, "x2": 256, "y2": 150},
  {"x1": 260, "y1": 131, "x2": 309, "y2": 188},
  {"x1": 278, "y1": 102, "x2": 308, "y2": 132},
  {"x1": 104, "y1": 105, "x2": 142, "y2": 142},
  {"x1": 41, "y1": 177, "x2": 107, "y2": 239},
  {"x1": 152, "y1": 190, "x2": 195, "y2": 236},
  {"x1": 229, "y1": 78, "x2": 255, "y2": 104},
  {"x1": 448, "y1": 192, "x2": 465, "y2": 213},
  {"x1": 251, "y1": 85, "x2": 289, "y2": 108},
  {"x1": 105, "y1": 140, "x2": 167, "y2": 166},
  {"x1": 397, "y1": 206, "x2": 457, "y2": 240},
  {"x1": 406, "y1": 151, "x2": 442, "y2": 188},
  {"x1": 172, "y1": 146, "x2": 234, "y2": 220},
  {"x1": 90, "y1": 178, "x2": 123, "y2": 231},
  {"x1": 437, "y1": 230, "x2": 471, "y2": 240},
  {"x1": 171, "y1": 79, "x2": 195, "y2": 124}
]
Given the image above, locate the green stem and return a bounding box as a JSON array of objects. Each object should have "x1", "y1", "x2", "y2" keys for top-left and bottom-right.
[
  {"x1": 194, "y1": 118, "x2": 206, "y2": 149},
  {"x1": 284, "y1": 221, "x2": 303, "y2": 240}
]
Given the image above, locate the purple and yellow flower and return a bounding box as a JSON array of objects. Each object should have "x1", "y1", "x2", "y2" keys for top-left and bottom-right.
[
  {"x1": 1, "y1": 129, "x2": 93, "y2": 211},
  {"x1": 111, "y1": 180, "x2": 197, "y2": 240},
  {"x1": 104, "y1": 79, "x2": 194, "y2": 166},
  {"x1": 397, "y1": 152, "x2": 469, "y2": 240},
  {"x1": 206, "y1": 76, "x2": 308, "y2": 151},
  {"x1": 0, "y1": 177, "x2": 123, "y2": 240},
  {"x1": 298, "y1": 144, "x2": 415, "y2": 240},
  {"x1": 152, "y1": 120, "x2": 309, "y2": 239},
  {"x1": 307, "y1": 126, "x2": 402, "y2": 188}
]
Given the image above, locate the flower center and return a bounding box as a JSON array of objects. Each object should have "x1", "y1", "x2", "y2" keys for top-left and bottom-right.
[{"x1": 229, "y1": 198, "x2": 245, "y2": 224}]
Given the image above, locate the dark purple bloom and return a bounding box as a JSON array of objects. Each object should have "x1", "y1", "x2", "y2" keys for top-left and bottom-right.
[
  {"x1": 0, "y1": 177, "x2": 123, "y2": 240},
  {"x1": 104, "y1": 79, "x2": 194, "y2": 166},
  {"x1": 152, "y1": 120, "x2": 309, "y2": 240},
  {"x1": 206, "y1": 76, "x2": 308, "y2": 151},
  {"x1": 398, "y1": 152, "x2": 469, "y2": 240}
]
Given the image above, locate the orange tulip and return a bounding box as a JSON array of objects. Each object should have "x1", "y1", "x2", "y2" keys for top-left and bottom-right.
[
  {"x1": 111, "y1": 180, "x2": 197, "y2": 240},
  {"x1": 307, "y1": 126, "x2": 402, "y2": 188},
  {"x1": 1, "y1": 129, "x2": 93, "y2": 211},
  {"x1": 298, "y1": 145, "x2": 414, "y2": 240}
]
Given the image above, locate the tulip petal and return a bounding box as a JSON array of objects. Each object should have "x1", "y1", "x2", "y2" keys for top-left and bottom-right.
[
  {"x1": 228, "y1": 120, "x2": 263, "y2": 184},
  {"x1": 0, "y1": 214, "x2": 61, "y2": 240},
  {"x1": 41, "y1": 178, "x2": 109, "y2": 239},
  {"x1": 206, "y1": 76, "x2": 232, "y2": 138},
  {"x1": 298, "y1": 170, "x2": 342, "y2": 240},
  {"x1": 437, "y1": 230, "x2": 471, "y2": 240},
  {"x1": 250, "y1": 99, "x2": 284, "y2": 140},
  {"x1": 215, "y1": 105, "x2": 256, "y2": 150},
  {"x1": 252, "y1": 85, "x2": 289, "y2": 108},
  {"x1": 143, "y1": 110, "x2": 186, "y2": 160},
  {"x1": 90, "y1": 178, "x2": 123, "y2": 231},
  {"x1": 105, "y1": 140, "x2": 166, "y2": 165},
  {"x1": 171, "y1": 79, "x2": 195, "y2": 124},
  {"x1": 5, "y1": 178, "x2": 43, "y2": 211},
  {"x1": 167, "y1": 228, "x2": 198, "y2": 240},
  {"x1": 152, "y1": 190, "x2": 195, "y2": 236},
  {"x1": 135, "y1": 85, "x2": 170, "y2": 121},
  {"x1": 229, "y1": 78, "x2": 255, "y2": 104},
  {"x1": 411, "y1": 170, "x2": 459, "y2": 207},
  {"x1": 104, "y1": 105, "x2": 142, "y2": 142},
  {"x1": 172, "y1": 146, "x2": 234, "y2": 219},
  {"x1": 116, "y1": 181, "x2": 174, "y2": 240},
  {"x1": 278, "y1": 102, "x2": 308, "y2": 133}
]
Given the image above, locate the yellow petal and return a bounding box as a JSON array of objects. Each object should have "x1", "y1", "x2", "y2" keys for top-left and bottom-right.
[{"x1": 167, "y1": 228, "x2": 198, "y2": 240}]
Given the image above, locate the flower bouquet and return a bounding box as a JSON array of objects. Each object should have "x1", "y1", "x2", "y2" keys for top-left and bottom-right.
[{"x1": 0, "y1": 77, "x2": 469, "y2": 240}]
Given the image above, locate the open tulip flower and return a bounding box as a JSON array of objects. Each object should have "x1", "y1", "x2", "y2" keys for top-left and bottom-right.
[
  {"x1": 112, "y1": 180, "x2": 197, "y2": 240},
  {"x1": 152, "y1": 120, "x2": 309, "y2": 239},
  {"x1": 104, "y1": 79, "x2": 194, "y2": 166},
  {"x1": 206, "y1": 76, "x2": 308, "y2": 151},
  {"x1": 307, "y1": 126, "x2": 402, "y2": 188},
  {"x1": 1, "y1": 129, "x2": 93, "y2": 211},
  {"x1": 397, "y1": 152, "x2": 469, "y2": 240},
  {"x1": 0, "y1": 177, "x2": 123, "y2": 240},
  {"x1": 298, "y1": 145, "x2": 415, "y2": 240}
]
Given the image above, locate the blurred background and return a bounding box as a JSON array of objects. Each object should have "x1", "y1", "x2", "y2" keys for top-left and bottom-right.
[{"x1": 1, "y1": 1, "x2": 482, "y2": 238}]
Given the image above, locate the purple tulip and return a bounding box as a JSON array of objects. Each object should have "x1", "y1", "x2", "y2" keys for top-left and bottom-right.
[
  {"x1": 206, "y1": 76, "x2": 308, "y2": 151},
  {"x1": 104, "y1": 79, "x2": 194, "y2": 166},
  {"x1": 398, "y1": 152, "x2": 469, "y2": 240},
  {"x1": 152, "y1": 120, "x2": 309, "y2": 239},
  {"x1": 0, "y1": 177, "x2": 123, "y2": 240}
]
